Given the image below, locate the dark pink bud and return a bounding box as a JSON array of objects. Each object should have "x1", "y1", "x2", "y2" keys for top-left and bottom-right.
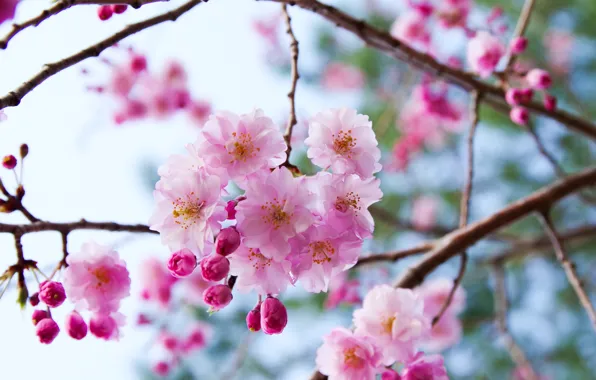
[
  {"x1": 505, "y1": 88, "x2": 523, "y2": 106},
  {"x1": 39, "y1": 281, "x2": 66, "y2": 308},
  {"x1": 509, "y1": 37, "x2": 528, "y2": 55},
  {"x1": 203, "y1": 285, "x2": 233, "y2": 311},
  {"x1": 173, "y1": 89, "x2": 191, "y2": 109},
  {"x1": 215, "y1": 227, "x2": 241, "y2": 256},
  {"x1": 519, "y1": 88, "x2": 534, "y2": 103},
  {"x1": 97, "y1": 5, "x2": 113, "y2": 20},
  {"x1": 65, "y1": 311, "x2": 88, "y2": 340},
  {"x1": 167, "y1": 248, "x2": 197, "y2": 278},
  {"x1": 526, "y1": 69, "x2": 552, "y2": 90},
  {"x1": 111, "y1": 4, "x2": 127, "y2": 14},
  {"x1": 225, "y1": 200, "x2": 237, "y2": 219},
  {"x1": 2, "y1": 155, "x2": 16, "y2": 169},
  {"x1": 544, "y1": 94, "x2": 557, "y2": 112},
  {"x1": 29, "y1": 292, "x2": 40, "y2": 307},
  {"x1": 36, "y1": 318, "x2": 60, "y2": 344},
  {"x1": 130, "y1": 54, "x2": 147, "y2": 73},
  {"x1": 200, "y1": 254, "x2": 230, "y2": 281},
  {"x1": 260, "y1": 296, "x2": 287, "y2": 335},
  {"x1": 246, "y1": 305, "x2": 261, "y2": 332},
  {"x1": 161, "y1": 332, "x2": 179, "y2": 351},
  {"x1": 153, "y1": 361, "x2": 170, "y2": 377},
  {"x1": 381, "y1": 369, "x2": 402, "y2": 380},
  {"x1": 137, "y1": 313, "x2": 152, "y2": 325},
  {"x1": 89, "y1": 314, "x2": 117, "y2": 340},
  {"x1": 183, "y1": 324, "x2": 208, "y2": 352},
  {"x1": 32, "y1": 309, "x2": 49, "y2": 325},
  {"x1": 510, "y1": 106, "x2": 529, "y2": 125}
]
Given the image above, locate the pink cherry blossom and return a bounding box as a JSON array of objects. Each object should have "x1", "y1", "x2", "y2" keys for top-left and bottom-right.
[
  {"x1": 200, "y1": 253, "x2": 230, "y2": 282},
  {"x1": 316, "y1": 327, "x2": 383, "y2": 380},
  {"x1": 236, "y1": 167, "x2": 314, "y2": 261},
  {"x1": 436, "y1": 0, "x2": 471, "y2": 28},
  {"x1": 321, "y1": 63, "x2": 365, "y2": 91},
  {"x1": 411, "y1": 196, "x2": 439, "y2": 231},
  {"x1": 228, "y1": 244, "x2": 293, "y2": 295},
  {"x1": 543, "y1": 29, "x2": 573, "y2": 75},
  {"x1": 63, "y1": 241, "x2": 131, "y2": 314},
  {"x1": 36, "y1": 318, "x2": 60, "y2": 344},
  {"x1": 319, "y1": 173, "x2": 382, "y2": 239},
  {"x1": 390, "y1": 12, "x2": 431, "y2": 48},
  {"x1": 325, "y1": 272, "x2": 361, "y2": 309},
  {"x1": 260, "y1": 296, "x2": 288, "y2": 335},
  {"x1": 417, "y1": 278, "x2": 466, "y2": 316},
  {"x1": 421, "y1": 313, "x2": 462, "y2": 352},
  {"x1": 305, "y1": 108, "x2": 381, "y2": 178},
  {"x1": 32, "y1": 309, "x2": 49, "y2": 326},
  {"x1": 525, "y1": 68, "x2": 552, "y2": 90},
  {"x1": 510, "y1": 37, "x2": 528, "y2": 54},
  {"x1": 149, "y1": 168, "x2": 226, "y2": 256},
  {"x1": 401, "y1": 353, "x2": 448, "y2": 380},
  {"x1": 291, "y1": 225, "x2": 363, "y2": 293},
  {"x1": 181, "y1": 322, "x2": 212, "y2": 353},
  {"x1": 65, "y1": 311, "x2": 88, "y2": 340},
  {"x1": 138, "y1": 257, "x2": 177, "y2": 307},
  {"x1": 203, "y1": 284, "x2": 233, "y2": 311},
  {"x1": 353, "y1": 285, "x2": 430, "y2": 365},
  {"x1": 38, "y1": 281, "x2": 66, "y2": 308},
  {"x1": 510, "y1": 106, "x2": 529, "y2": 125},
  {"x1": 467, "y1": 31, "x2": 505, "y2": 78},
  {"x1": 196, "y1": 109, "x2": 287, "y2": 182},
  {"x1": 89, "y1": 312, "x2": 124, "y2": 341},
  {"x1": 167, "y1": 248, "x2": 197, "y2": 278},
  {"x1": 215, "y1": 226, "x2": 241, "y2": 256}
]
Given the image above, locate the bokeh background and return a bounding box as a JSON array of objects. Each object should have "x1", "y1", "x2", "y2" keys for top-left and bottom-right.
[{"x1": 1, "y1": 0, "x2": 596, "y2": 379}]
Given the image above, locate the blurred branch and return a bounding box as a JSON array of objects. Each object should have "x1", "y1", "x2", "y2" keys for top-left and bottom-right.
[
  {"x1": 538, "y1": 213, "x2": 596, "y2": 332},
  {"x1": 492, "y1": 263, "x2": 539, "y2": 380},
  {"x1": 270, "y1": 0, "x2": 596, "y2": 140},
  {"x1": 353, "y1": 242, "x2": 433, "y2": 267},
  {"x1": 281, "y1": 4, "x2": 300, "y2": 164},
  {"x1": 394, "y1": 165, "x2": 596, "y2": 289},
  {"x1": 0, "y1": 0, "x2": 206, "y2": 110},
  {"x1": 0, "y1": 0, "x2": 168, "y2": 50},
  {"x1": 433, "y1": 91, "x2": 480, "y2": 326}
]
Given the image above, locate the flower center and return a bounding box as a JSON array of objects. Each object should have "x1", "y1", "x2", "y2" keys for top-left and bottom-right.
[
  {"x1": 309, "y1": 240, "x2": 335, "y2": 264},
  {"x1": 92, "y1": 267, "x2": 111, "y2": 288},
  {"x1": 343, "y1": 347, "x2": 364, "y2": 369},
  {"x1": 227, "y1": 132, "x2": 259, "y2": 163},
  {"x1": 334, "y1": 191, "x2": 361, "y2": 213},
  {"x1": 248, "y1": 248, "x2": 272, "y2": 270},
  {"x1": 261, "y1": 198, "x2": 292, "y2": 230},
  {"x1": 382, "y1": 316, "x2": 396, "y2": 335},
  {"x1": 172, "y1": 192, "x2": 204, "y2": 229},
  {"x1": 332, "y1": 129, "x2": 357, "y2": 157}
]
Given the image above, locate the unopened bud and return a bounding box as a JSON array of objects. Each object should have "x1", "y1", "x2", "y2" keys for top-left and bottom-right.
[
  {"x1": 36, "y1": 318, "x2": 60, "y2": 344},
  {"x1": 215, "y1": 227, "x2": 240, "y2": 256},
  {"x1": 246, "y1": 304, "x2": 261, "y2": 332},
  {"x1": 203, "y1": 285, "x2": 233, "y2": 311},
  {"x1": 2, "y1": 155, "x2": 16, "y2": 169},
  {"x1": 260, "y1": 296, "x2": 287, "y2": 335},
  {"x1": 19, "y1": 144, "x2": 28, "y2": 159}
]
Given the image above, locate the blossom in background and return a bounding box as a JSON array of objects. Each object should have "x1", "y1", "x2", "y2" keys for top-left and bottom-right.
[
  {"x1": 467, "y1": 31, "x2": 505, "y2": 78},
  {"x1": 390, "y1": 12, "x2": 431, "y2": 49},
  {"x1": 321, "y1": 62, "x2": 365, "y2": 91},
  {"x1": 325, "y1": 272, "x2": 361, "y2": 309},
  {"x1": 412, "y1": 196, "x2": 439, "y2": 231}
]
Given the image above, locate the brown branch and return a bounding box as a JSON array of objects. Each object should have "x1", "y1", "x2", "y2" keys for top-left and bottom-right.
[
  {"x1": 538, "y1": 213, "x2": 596, "y2": 332},
  {"x1": 432, "y1": 92, "x2": 480, "y2": 326},
  {"x1": 0, "y1": 219, "x2": 157, "y2": 235},
  {"x1": 394, "y1": 165, "x2": 596, "y2": 289},
  {"x1": 353, "y1": 242, "x2": 433, "y2": 267},
  {"x1": 492, "y1": 263, "x2": 539, "y2": 380},
  {"x1": 0, "y1": 0, "x2": 206, "y2": 110},
  {"x1": 502, "y1": 0, "x2": 536, "y2": 72},
  {"x1": 281, "y1": 4, "x2": 301, "y2": 171},
  {"x1": 0, "y1": 0, "x2": 170, "y2": 50},
  {"x1": 270, "y1": 0, "x2": 596, "y2": 140}
]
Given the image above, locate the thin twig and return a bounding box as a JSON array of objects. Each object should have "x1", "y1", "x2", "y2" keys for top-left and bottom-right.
[
  {"x1": 281, "y1": 4, "x2": 300, "y2": 169},
  {"x1": 502, "y1": 0, "x2": 536, "y2": 72},
  {"x1": 538, "y1": 212, "x2": 596, "y2": 332},
  {"x1": 0, "y1": 219, "x2": 157, "y2": 235},
  {"x1": 432, "y1": 92, "x2": 480, "y2": 326},
  {"x1": 353, "y1": 242, "x2": 433, "y2": 268},
  {"x1": 270, "y1": 0, "x2": 596, "y2": 140},
  {"x1": 492, "y1": 263, "x2": 538, "y2": 380},
  {"x1": 0, "y1": 0, "x2": 206, "y2": 110}
]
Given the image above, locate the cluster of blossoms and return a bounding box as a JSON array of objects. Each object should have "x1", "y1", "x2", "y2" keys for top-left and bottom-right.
[
  {"x1": 150, "y1": 106, "x2": 383, "y2": 334},
  {"x1": 317, "y1": 281, "x2": 465, "y2": 379},
  {"x1": 85, "y1": 48, "x2": 211, "y2": 126},
  {"x1": 30, "y1": 242, "x2": 131, "y2": 344}
]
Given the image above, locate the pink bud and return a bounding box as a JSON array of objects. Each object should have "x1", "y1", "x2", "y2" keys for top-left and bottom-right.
[
  {"x1": 29, "y1": 292, "x2": 40, "y2": 307},
  {"x1": 200, "y1": 254, "x2": 230, "y2": 281},
  {"x1": 509, "y1": 37, "x2": 528, "y2": 54},
  {"x1": 32, "y1": 309, "x2": 49, "y2": 325},
  {"x1": 36, "y1": 318, "x2": 60, "y2": 344},
  {"x1": 167, "y1": 248, "x2": 197, "y2": 278},
  {"x1": 505, "y1": 88, "x2": 523, "y2": 106},
  {"x1": 89, "y1": 314, "x2": 117, "y2": 340},
  {"x1": 510, "y1": 106, "x2": 529, "y2": 125},
  {"x1": 2, "y1": 155, "x2": 16, "y2": 169},
  {"x1": 183, "y1": 324, "x2": 209, "y2": 352},
  {"x1": 260, "y1": 296, "x2": 287, "y2": 335},
  {"x1": 130, "y1": 54, "x2": 147, "y2": 73},
  {"x1": 381, "y1": 369, "x2": 402, "y2": 380},
  {"x1": 65, "y1": 311, "x2": 88, "y2": 340},
  {"x1": 160, "y1": 332, "x2": 179, "y2": 352},
  {"x1": 173, "y1": 89, "x2": 191, "y2": 109},
  {"x1": 203, "y1": 284, "x2": 233, "y2": 311},
  {"x1": 215, "y1": 227, "x2": 241, "y2": 256},
  {"x1": 137, "y1": 313, "x2": 152, "y2": 325},
  {"x1": 246, "y1": 305, "x2": 261, "y2": 332},
  {"x1": 97, "y1": 5, "x2": 113, "y2": 21},
  {"x1": 111, "y1": 4, "x2": 127, "y2": 14},
  {"x1": 519, "y1": 88, "x2": 534, "y2": 103},
  {"x1": 526, "y1": 69, "x2": 552, "y2": 90},
  {"x1": 153, "y1": 361, "x2": 170, "y2": 377},
  {"x1": 225, "y1": 200, "x2": 237, "y2": 219},
  {"x1": 39, "y1": 281, "x2": 66, "y2": 308},
  {"x1": 544, "y1": 94, "x2": 557, "y2": 111}
]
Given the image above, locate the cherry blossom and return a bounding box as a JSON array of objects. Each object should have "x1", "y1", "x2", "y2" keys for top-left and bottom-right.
[
  {"x1": 321, "y1": 63, "x2": 365, "y2": 91},
  {"x1": 467, "y1": 31, "x2": 505, "y2": 78},
  {"x1": 401, "y1": 352, "x2": 449, "y2": 380}
]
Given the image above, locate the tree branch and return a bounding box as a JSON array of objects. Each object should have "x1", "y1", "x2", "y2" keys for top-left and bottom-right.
[
  {"x1": 0, "y1": 219, "x2": 157, "y2": 235},
  {"x1": 538, "y1": 213, "x2": 596, "y2": 332},
  {"x1": 0, "y1": 0, "x2": 206, "y2": 110},
  {"x1": 502, "y1": 0, "x2": 536, "y2": 72},
  {"x1": 353, "y1": 242, "x2": 433, "y2": 267},
  {"x1": 270, "y1": 0, "x2": 596, "y2": 140},
  {"x1": 394, "y1": 165, "x2": 596, "y2": 289}
]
